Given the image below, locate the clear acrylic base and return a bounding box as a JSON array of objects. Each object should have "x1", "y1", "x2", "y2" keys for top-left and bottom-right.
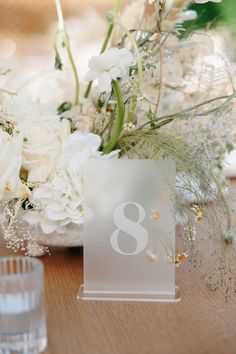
[{"x1": 77, "y1": 285, "x2": 180, "y2": 302}]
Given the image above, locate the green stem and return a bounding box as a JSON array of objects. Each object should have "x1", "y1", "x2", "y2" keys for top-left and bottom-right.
[
  {"x1": 0, "y1": 88, "x2": 16, "y2": 96},
  {"x1": 113, "y1": 0, "x2": 121, "y2": 14},
  {"x1": 84, "y1": 0, "x2": 121, "y2": 99},
  {"x1": 84, "y1": 81, "x2": 93, "y2": 99},
  {"x1": 103, "y1": 80, "x2": 125, "y2": 154},
  {"x1": 101, "y1": 23, "x2": 115, "y2": 53},
  {"x1": 63, "y1": 33, "x2": 80, "y2": 105},
  {"x1": 101, "y1": 114, "x2": 115, "y2": 136},
  {"x1": 54, "y1": 0, "x2": 80, "y2": 105},
  {"x1": 127, "y1": 98, "x2": 137, "y2": 122}
]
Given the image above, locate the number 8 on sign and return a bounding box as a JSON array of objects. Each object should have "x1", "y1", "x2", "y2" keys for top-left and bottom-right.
[{"x1": 110, "y1": 202, "x2": 149, "y2": 256}]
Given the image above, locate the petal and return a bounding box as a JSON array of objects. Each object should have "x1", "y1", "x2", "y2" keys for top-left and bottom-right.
[
  {"x1": 85, "y1": 133, "x2": 101, "y2": 151},
  {"x1": 23, "y1": 212, "x2": 41, "y2": 225},
  {"x1": 98, "y1": 72, "x2": 112, "y2": 93},
  {"x1": 45, "y1": 207, "x2": 68, "y2": 221},
  {"x1": 40, "y1": 219, "x2": 58, "y2": 234}
]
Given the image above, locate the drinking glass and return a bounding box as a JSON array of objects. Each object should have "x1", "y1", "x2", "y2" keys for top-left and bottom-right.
[{"x1": 0, "y1": 256, "x2": 47, "y2": 353}]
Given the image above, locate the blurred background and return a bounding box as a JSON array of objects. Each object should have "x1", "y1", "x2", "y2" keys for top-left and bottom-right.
[
  {"x1": 0, "y1": 0, "x2": 123, "y2": 57},
  {"x1": 0, "y1": 0, "x2": 235, "y2": 61},
  {"x1": 0, "y1": 0, "x2": 235, "y2": 105},
  {"x1": 0, "y1": 0, "x2": 236, "y2": 174}
]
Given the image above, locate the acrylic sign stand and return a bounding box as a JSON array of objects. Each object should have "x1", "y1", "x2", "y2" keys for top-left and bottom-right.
[{"x1": 78, "y1": 160, "x2": 180, "y2": 302}]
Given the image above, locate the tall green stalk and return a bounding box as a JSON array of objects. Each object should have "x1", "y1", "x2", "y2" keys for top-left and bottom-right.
[
  {"x1": 54, "y1": 0, "x2": 80, "y2": 106},
  {"x1": 103, "y1": 80, "x2": 125, "y2": 154}
]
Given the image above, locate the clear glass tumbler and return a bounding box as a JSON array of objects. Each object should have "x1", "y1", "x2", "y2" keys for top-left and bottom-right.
[{"x1": 0, "y1": 256, "x2": 47, "y2": 353}]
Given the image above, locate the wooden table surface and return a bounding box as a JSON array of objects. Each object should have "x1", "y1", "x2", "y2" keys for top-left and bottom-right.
[{"x1": 1, "y1": 239, "x2": 236, "y2": 354}]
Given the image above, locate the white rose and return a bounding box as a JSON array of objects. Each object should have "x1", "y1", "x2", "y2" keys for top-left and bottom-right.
[
  {"x1": 16, "y1": 115, "x2": 70, "y2": 183},
  {"x1": 0, "y1": 130, "x2": 29, "y2": 201}
]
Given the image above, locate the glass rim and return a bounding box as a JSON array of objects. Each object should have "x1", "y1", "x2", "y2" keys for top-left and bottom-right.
[{"x1": 0, "y1": 256, "x2": 43, "y2": 280}]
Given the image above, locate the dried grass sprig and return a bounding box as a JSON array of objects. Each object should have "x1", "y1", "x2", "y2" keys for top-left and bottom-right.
[
  {"x1": 118, "y1": 129, "x2": 232, "y2": 233},
  {"x1": 138, "y1": 92, "x2": 236, "y2": 130}
]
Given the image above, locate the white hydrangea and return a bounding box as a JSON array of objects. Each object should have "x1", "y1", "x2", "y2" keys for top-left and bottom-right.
[
  {"x1": 24, "y1": 132, "x2": 119, "y2": 234},
  {"x1": 18, "y1": 114, "x2": 70, "y2": 184},
  {"x1": 85, "y1": 47, "x2": 134, "y2": 94}
]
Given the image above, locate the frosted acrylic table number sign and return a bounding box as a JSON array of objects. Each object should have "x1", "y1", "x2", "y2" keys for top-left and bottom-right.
[{"x1": 78, "y1": 160, "x2": 180, "y2": 302}]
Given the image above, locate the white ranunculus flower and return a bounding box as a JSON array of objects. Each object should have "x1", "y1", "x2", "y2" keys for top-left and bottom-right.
[
  {"x1": 0, "y1": 130, "x2": 29, "y2": 201},
  {"x1": 85, "y1": 47, "x2": 134, "y2": 94},
  {"x1": 194, "y1": 0, "x2": 222, "y2": 3},
  {"x1": 24, "y1": 132, "x2": 119, "y2": 234},
  {"x1": 16, "y1": 114, "x2": 70, "y2": 184}
]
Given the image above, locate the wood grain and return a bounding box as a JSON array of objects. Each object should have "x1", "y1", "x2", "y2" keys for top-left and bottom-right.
[{"x1": 0, "y1": 238, "x2": 236, "y2": 354}]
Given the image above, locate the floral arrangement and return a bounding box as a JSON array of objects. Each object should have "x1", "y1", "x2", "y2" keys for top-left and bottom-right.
[{"x1": 0, "y1": 0, "x2": 236, "y2": 287}]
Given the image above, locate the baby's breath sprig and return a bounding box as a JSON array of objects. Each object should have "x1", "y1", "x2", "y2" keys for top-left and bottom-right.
[
  {"x1": 1, "y1": 200, "x2": 49, "y2": 256},
  {"x1": 191, "y1": 204, "x2": 204, "y2": 222}
]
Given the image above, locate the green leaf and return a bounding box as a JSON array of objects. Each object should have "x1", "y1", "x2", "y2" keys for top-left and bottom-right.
[
  {"x1": 0, "y1": 68, "x2": 11, "y2": 76},
  {"x1": 57, "y1": 101, "x2": 73, "y2": 115},
  {"x1": 55, "y1": 50, "x2": 63, "y2": 71},
  {"x1": 226, "y1": 142, "x2": 234, "y2": 153}
]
